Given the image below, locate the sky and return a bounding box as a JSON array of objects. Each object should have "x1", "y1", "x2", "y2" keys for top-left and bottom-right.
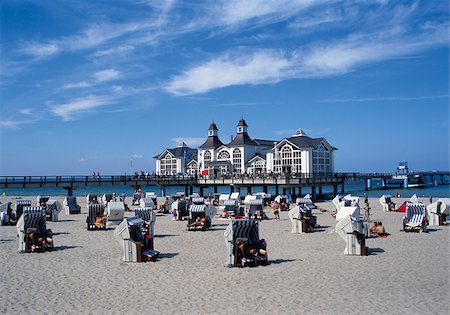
[{"x1": 0, "y1": 0, "x2": 449, "y2": 176}]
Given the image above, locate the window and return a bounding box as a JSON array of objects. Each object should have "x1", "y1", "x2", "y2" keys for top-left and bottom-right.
[
  {"x1": 313, "y1": 144, "x2": 331, "y2": 177},
  {"x1": 218, "y1": 150, "x2": 230, "y2": 160},
  {"x1": 233, "y1": 149, "x2": 242, "y2": 173},
  {"x1": 160, "y1": 153, "x2": 177, "y2": 175},
  {"x1": 187, "y1": 161, "x2": 198, "y2": 175},
  {"x1": 204, "y1": 151, "x2": 212, "y2": 163},
  {"x1": 274, "y1": 144, "x2": 301, "y2": 174}
]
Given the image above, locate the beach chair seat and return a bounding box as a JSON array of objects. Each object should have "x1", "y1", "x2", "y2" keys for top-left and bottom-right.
[
  {"x1": 114, "y1": 216, "x2": 159, "y2": 262},
  {"x1": 64, "y1": 196, "x2": 81, "y2": 215},
  {"x1": 403, "y1": 203, "x2": 427, "y2": 232},
  {"x1": 86, "y1": 204, "x2": 106, "y2": 231},
  {"x1": 224, "y1": 220, "x2": 268, "y2": 267},
  {"x1": 17, "y1": 207, "x2": 53, "y2": 253}
]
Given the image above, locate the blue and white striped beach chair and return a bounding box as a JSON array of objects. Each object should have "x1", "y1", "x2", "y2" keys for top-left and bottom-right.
[
  {"x1": 188, "y1": 205, "x2": 209, "y2": 230},
  {"x1": 224, "y1": 220, "x2": 268, "y2": 267},
  {"x1": 249, "y1": 199, "x2": 263, "y2": 220},
  {"x1": 403, "y1": 202, "x2": 427, "y2": 232},
  {"x1": 15, "y1": 200, "x2": 32, "y2": 220},
  {"x1": 86, "y1": 204, "x2": 106, "y2": 230},
  {"x1": 134, "y1": 207, "x2": 156, "y2": 236},
  {"x1": 17, "y1": 206, "x2": 53, "y2": 252},
  {"x1": 224, "y1": 199, "x2": 238, "y2": 216}
]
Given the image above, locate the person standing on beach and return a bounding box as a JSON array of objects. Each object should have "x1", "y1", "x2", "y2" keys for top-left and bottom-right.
[
  {"x1": 363, "y1": 201, "x2": 371, "y2": 222},
  {"x1": 272, "y1": 201, "x2": 280, "y2": 220}
]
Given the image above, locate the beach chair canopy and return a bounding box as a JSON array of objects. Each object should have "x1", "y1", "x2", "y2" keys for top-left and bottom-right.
[
  {"x1": 231, "y1": 220, "x2": 260, "y2": 247},
  {"x1": 335, "y1": 214, "x2": 358, "y2": 241},
  {"x1": 16, "y1": 200, "x2": 32, "y2": 206},
  {"x1": 230, "y1": 192, "x2": 240, "y2": 200},
  {"x1": 140, "y1": 198, "x2": 155, "y2": 208},
  {"x1": 134, "y1": 208, "x2": 155, "y2": 222},
  {"x1": 88, "y1": 204, "x2": 105, "y2": 220},
  {"x1": 86, "y1": 194, "x2": 98, "y2": 203},
  {"x1": 335, "y1": 206, "x2": 360, "y2": 222},
  {"x1": 409, "y1": 194, "x2": 420, "y2": 204},
  {"x1": 224, "y1": 199, "x2": 237, "y2": 206},
  {"x1": 219, "y1": 194, "x2": 230, "y2": 201},
  {"x1": 427, "y1": 198, "x2": 450, "y2": 215},
  {"x1": 405, "y1": 203, "x2": 426, "y2": 226},
  {"x1": 190, "y1": 197, "x2": 205, "y2": 205},
  {"x1": 23, "y1": 207, "x2": 47, "y2": 234}
]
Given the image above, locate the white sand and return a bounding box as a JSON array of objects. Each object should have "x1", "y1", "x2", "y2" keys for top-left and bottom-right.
[{"x1": 0, "y1": 196, "x2": 448, "y2": 315}]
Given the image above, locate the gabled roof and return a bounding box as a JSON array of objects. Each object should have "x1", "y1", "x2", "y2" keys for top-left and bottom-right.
[
  {"x1": 248, "y1": 153, "x2": 266, "y2": 164},
  {"x1": 279, "y1": 136, "x2": 337, "y2": 151},
  {"x1": 199, "y1": 136, "x2": 224, "y2": 150},
  {"x1": 154, "y1": 147, "x2": 198, "y2": 160},
  {"x1": 228, "y1": 132, "x2": 258, "y2": 147}
]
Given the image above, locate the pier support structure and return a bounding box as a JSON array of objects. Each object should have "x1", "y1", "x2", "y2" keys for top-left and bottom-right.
[
  {"x1": 366, "y1": 179, "x2": 372, "y2": 191},
  {"x1": 311, "y1": 186, "x2": 317, "y2": 200}
]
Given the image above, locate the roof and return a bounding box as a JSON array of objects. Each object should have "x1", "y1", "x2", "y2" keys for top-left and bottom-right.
[
  {"x1": 228, "y1": 132, "x2": 258, "y2": 147},
  {"x1": 254, "y1": 139, "x2": 276, "y2": 147},
  {"x1": 154, "y1": 147, "x2": 198, "y2": 160},
  {"x1": 199, "y1": 136, "x2": 225, "y2": 150},
  {"x1": 237, "y1": 118, "x2": 248, "y2": 127},
  {"x1": 208, "y1": 123, "x2": 218, "y2": 131},
  {"x1": 248, "y1": 153, "x2": 266, "y2": 163},
  {"x1": 282, "y1": 136, "x2": 337, "y2": 150}
]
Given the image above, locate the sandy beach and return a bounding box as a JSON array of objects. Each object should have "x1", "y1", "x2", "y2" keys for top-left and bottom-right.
[{"x1": 0, "y1": 195, "x2": 448, "y2": 315}]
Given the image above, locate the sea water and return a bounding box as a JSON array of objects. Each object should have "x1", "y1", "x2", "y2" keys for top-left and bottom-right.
[{"x1": 2, "y1": 180, "x2": 449, "y2": 198}]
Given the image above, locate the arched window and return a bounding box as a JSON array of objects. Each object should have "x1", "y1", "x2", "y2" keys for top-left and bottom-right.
[
  {"x1": 160, "y1": 153, "x2": 176, "y2": 175},
  {"x1": 232, "y1": 149, "x2": 242, "y2": 173},
  {"x1": 218, "y1": 150, "x2": 230, "y2": 160},
  {"x1": 313, "y1": 144, "x2": 330, "y2": 176},
  {"x1": 204, "y1": 151, "x2": 212, "y2": 163},
  {"x1": 281, "y1": 146, "x2": 293, "y2": 166}
]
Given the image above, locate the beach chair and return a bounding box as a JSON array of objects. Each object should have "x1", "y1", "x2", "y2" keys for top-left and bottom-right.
[
  {"x1": 139, "y1": 198, "x2": 155, "y2": 209},
  {"x1": 297, "y1": 196, "x2": 316, "y2": 210},
  {"x1": 187, "y1": 205, "x2": 210, "y2": 231},
  {"x1": 224, "y1": 220, "x2": 268, "y2": 267},
  {"x1": 63, "y1": 196, "x2": 81, "y2": 215},
  {"x1": 190, "y1": 196, "x2": 205, "y2": 205},
  {"x1": 288, "y1": 205, "x2": 316, "y2": 233},
  {"x1": 132, "y1": 193, "x2": 142, "y2": 206},
  {"x1": 17, "y1": 207, "x2": 53, "y2": 253},
  {"x1": 403, "y1": 203, "x2": 427, "y2": 232},
  {"x1": 335, "y1": 210, "x2": 367, "y2": 256},
  {"x1": 36, "y1": 195, "x2": 50, "y2": 207},
  {"x1": 15, "y1": 200, "x2": 32, "y2": 220},
  {"x1": 174, "y1": 199, "x2": 189, "y2": 221},
  {"x1": 379, "y1": 195, "x2": 394, "y2": 212},
  {"x1": 86, "y1": 204, "x2": 106, "y2": 231},
  {"x1": 114, "y1": 216, "x2": 159, "y2": 262},
  {"x1": 86, "y1": 194, "x2": 98, "y2": 204},
  {"x1": 102, "y1": 194, "x2": 114, "y2": 205},
  {"x1": 0, "y1": 202, "x2": 15, "y2": 226},
  {"x1": 106, "y1": 202, "x2": 125, "y2": 227},
  {"x1": 248, "y1": 199, "x2": 264, "y2": 220},
  {"x1": 426, "y1": 199, "x2": 449, "y2": 226},
  {"x1": 134, "y1": 207, "x2": 156, "y2": 237},
  {"x1": 224, "y1": 199, "x2": 239, "y2": 217},
  {"x1": 44, "y1": 200, "x2": 62, "y2": 222}
]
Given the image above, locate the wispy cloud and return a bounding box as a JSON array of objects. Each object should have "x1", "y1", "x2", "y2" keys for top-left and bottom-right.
[
  {"x1": 79, "y1": 157, "x2": 89, "y2": 163},
  {"x1": 18, "y1": 108, "x2": 33, "y2": 115},
  {"x1": 320, "y1": 95, "x2": 450, "y2": 103},
  {"x1": 93, "y1": 69, "x2": 121, "y2": 82},
  {"x1": 170, "y1": 137, "x2": 205, "y2": 147},
  {"x1": 60, "y1": 81, "x2": 93, "y2": 90},
  {"x1": 131, "y1": 154, "x2": 144, "y2": 159},
  {"x1": 210, "y1": 102, "x2": 277, "y2": 107},
  {"x1": 91, "y1": 45, "x2": 135, "y2": 57},
  {"x1": 165, "y1": 50, "x2": 297, "y2": 95},
  {"x1": 49, "y1": 95, "x2": 116, "y2": 121},
  {"x1": 0, "y1": 120, "x2": 34, "y2": 130}
]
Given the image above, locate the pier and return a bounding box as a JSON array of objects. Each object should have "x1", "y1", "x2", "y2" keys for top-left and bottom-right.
[{"x1": 1, "y1": 171, "x2": 448, "y2": 199}]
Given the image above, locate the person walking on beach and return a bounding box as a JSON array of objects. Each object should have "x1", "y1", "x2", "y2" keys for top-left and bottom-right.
[{"x1": 272, "y1": 201, "x2": 280, "y2": 220}]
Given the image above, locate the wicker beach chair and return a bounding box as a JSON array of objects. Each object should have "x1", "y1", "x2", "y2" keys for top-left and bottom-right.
[
  {"x1": 134, "y1": 207, "x2": 156, "y2": 237},
  {"x1": 86, "y1": 204, "x2": 106, "y2": 231},
  {"x1": 403, "y1": 203, "x2": 427, "y2": 232},
  {"x1": 15, "y1": 200, "x2": 32, "y2": 220},
  {"x1": 224, "y1": 199, "x2": 240, "y2": 217},
  {"x1": 63, "y1": 196, "x2": 81, "y2": 215},
  {"x1": 187, "y1": 205, "x2": 210, "y2": 231},
  {"x1": 17, "y1": 207, "x2": 53, "y2": 253},
  {"x1": 114, "y1": 216, "x2": 159, "y2": 262},
  {"x1": 0, "y1": 202, "x2": 15, "y2": 226},
  {"x1": 44, "y1": 200, "x2": 62, "y2": 222},
  {"x1": 224, "y1": 220, "x2": 268, "y2": 267},
  {"x1": 249, "y1": 199, "x2": 264, "y2": 220},
  {"x1": 426, "y1": 199, "x2": 449, "y2": 226},
  {"x1": 288, "y1": 205, "x2": 316, "y2": 233}
]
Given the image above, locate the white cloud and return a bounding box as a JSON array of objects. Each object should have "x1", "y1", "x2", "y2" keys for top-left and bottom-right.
[
  {"x1": 19, "y1": 108, "x2": 33, "y2": 115},
  {"x1": 320, "y1": 95, "x2": 449, "y2": 103},
  {"x1": 49, "y1": 95, "x2": 115, "y2": 121},
  {"x1": 91, "y1": 45, "x2": 135, "y2": 57},
  {"x1": 60, "y1": 81, "x2": 93, "y2": 90},
  {"x1": 131, "y1": 154, "x2": 144, "y2": 159},
  {"x1": 165, "y1": 50, "x2": 296, "y2": 95},
  {"x1": 94, "y1": 69, "x2": 121, "y2": 82},
  {"x1": 0, "y1": 120, "x2": 33, "y2": 130},
  {"x1": 79, "y1": 157, "x2": 89, "y2": 163},
  {"x1": 21, "y1": 42, "x2": 60, "y2": 58},
  {"x1": 170, "y1": 137, "x2": 205, "y2": 147}
]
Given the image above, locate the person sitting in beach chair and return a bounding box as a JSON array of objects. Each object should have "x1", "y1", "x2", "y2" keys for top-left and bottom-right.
[
  {"x1": 187, "y1": 205, "x2": 211, "y2": 231},
  {"x1": 224, "y1": 220, "x2": 269, "y2": 267},
  {"x1": 0, "y1": 202, "x2": 15, "y2": 226},
  {"x1": 86, "y1": 204, "x2": 107, "y2": 231},
  {"x1": 17, "y1": 207, "x2": 53, "y2": 253}
]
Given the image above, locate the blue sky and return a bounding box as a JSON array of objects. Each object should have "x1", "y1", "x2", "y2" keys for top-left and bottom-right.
[{"x1": 1, "y1": 0, "x2": 448, "y2": 176}]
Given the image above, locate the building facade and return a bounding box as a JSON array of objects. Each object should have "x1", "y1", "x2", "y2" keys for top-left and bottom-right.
[{"x1": 154, "y1": 119, "x2": 337, "y2": 177}]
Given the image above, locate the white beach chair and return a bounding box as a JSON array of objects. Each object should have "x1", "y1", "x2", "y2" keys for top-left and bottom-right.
[
  {"x1": 114, "y1": 216, "x2": 159, "y2": 262},
  {"x1": 139, "y1": 198, "x2": 155, "y2": 209},
  {"x1": 335, "y1": 211, "x2": 367, "y2": 256},
  {"x1": 379, "y1": 195, "x2": 393, "y2": 212},
  {"x1": 63, "y1": 196, "x2": 81, "y2": 215},
  {"x1": 403, "y1": 203, "x2": 427, "y2": 232},
  {"x1": 106, "y1": 202, "x2": 125, "y2": 227},
  {"x1": 45, "y1": 200, "x2": 62, "y2": 222},
  {"x1": 288, "y1": 205, "x2": 316, "y2": 233},
  {"x1": 426, "y1": 198, "x2": 449, "y2": 226},
  {"x1": 409, "y1": 194, "x2": 420, "y2": 205}
]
